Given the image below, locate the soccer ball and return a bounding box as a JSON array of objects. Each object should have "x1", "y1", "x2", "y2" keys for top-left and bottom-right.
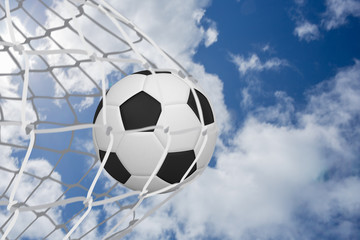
[{"x1": 93, "y1": 70, "x2": 217, "y2": 193}]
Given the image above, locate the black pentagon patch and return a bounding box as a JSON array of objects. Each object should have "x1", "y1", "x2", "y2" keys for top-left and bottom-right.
[
  {"x1": 155, "y1": 71, "x2": 171, "y2": 74},
  {"x1": 157, "y1": 150, "x2": 197, "y2": 184},
  {"x1": 120, "y1": 91, "x2": 161, "y2": 131},
  {"x1": 195, "y1": 89, "x2": 214, "y2": 125},
  {"x1": 93, "y1": 98, "x2": 102, "y2": 124},
  {"x1": 133, "y1": 70, "x2": 152, "y2": 75},
  {"x1": 99, "y1": 150, "x2": 131, "y2": 184},
  {"x1": 187, "y1": 90, "x2": 200, "y2": 122}
]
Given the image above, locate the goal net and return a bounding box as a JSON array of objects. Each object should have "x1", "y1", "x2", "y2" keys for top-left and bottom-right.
[{"x1": 0, "y1": 0, "x2": 197, "y2": 239}]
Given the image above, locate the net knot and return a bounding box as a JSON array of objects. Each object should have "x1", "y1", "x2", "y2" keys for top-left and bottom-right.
[
  {"x1": 106, "y1": 126, "x2": 113, "y2": 136},
  {"x1": 25, "y1": 124, "x2": 34, "y2": 135},
  {"x1": 139, "y1": 190, "x2": 148, "y2": 199},
  {"x1": 13, "y1": 44, "x2": 24, "y2": 55},
  {"x1": 7, "y1": 200, "x2": 18, "y2": 212},
  {"x1": 178, "y1": 70, "x2": 186, "y2": 79},
  {"x1": 129, "y1": 219, "x2": 139, "y2": 226},
  {"x1": 188, "y1": 76, "x2": 198, "y2": 83},
  {"x1": 83, "y1": 197, "x2": 93, "y2": 207},
  {"x1": 90, "y1": 52, "x2": 98, "y2": 62},
  {"x1": 70, "y1": 0, "x2": 87, "y2": 4}
]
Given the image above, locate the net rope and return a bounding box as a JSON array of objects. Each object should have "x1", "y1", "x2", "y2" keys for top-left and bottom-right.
[{"x1": 0, "y1": 0, "x2": 208, "y2": 239}]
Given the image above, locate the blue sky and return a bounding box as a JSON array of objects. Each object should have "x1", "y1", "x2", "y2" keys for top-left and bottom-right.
[
  {"x1": 197, "y1": 0, "x2": 360, "y2": 110},
  {"x1": 1, "y1": 0, "x2": 360, "y2": 239}
]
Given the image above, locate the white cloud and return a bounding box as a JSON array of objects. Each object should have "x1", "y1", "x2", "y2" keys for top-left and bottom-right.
[
  {"x1": 262, "y1": 43, "x2": 270, "y2": 52},
  {"x1": 193, "y1": 9, "x2": 205, "y2": 24},
  {"x1": 106, "y1": 0, "x2": 213, "y2": 57},
  {"x1": 127, "y1": 60, "x2": 360, "y2": 239},
  {"x1": 294, "y1": 21, "x2": 320, "y2": 41},
  {"x1": 238, "y1": 76, "x2": 262, "y2": 109},
  {"x1": 252, "y1": 91, "x2": 295, "y2": 125},
  {"x1": 204, "y1": 27, "x2": 218, "y2": 47},
  {"x1": 292, "y1": 0, "x2": 360, "y2": 40},
  {"x1": 322, "y1": 0, "x2": 360, "y2": 30},
  {"x1": 241, "y1": 87, "x2": 253, "y2": 107},
  {"x1": 231, "y1": 53, "x2": 288, "y2": 76}
]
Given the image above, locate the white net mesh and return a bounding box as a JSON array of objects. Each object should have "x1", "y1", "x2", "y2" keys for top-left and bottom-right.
[{"x1": 0, "y1": 0, "x2": 204, "y2": 239}]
